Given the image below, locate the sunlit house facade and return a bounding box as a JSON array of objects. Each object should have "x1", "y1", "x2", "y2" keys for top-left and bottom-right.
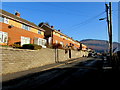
[
  {"x1": 0, "y1": 9, "x2": 46, "y2": 48},
  {"x1": 40, "y1": 23, "x2": 81, "y2": 49}
]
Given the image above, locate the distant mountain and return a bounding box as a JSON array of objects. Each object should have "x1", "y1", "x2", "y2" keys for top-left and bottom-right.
[{"x1": 80, "y1": 39, "x2": 120, "y2": 53}]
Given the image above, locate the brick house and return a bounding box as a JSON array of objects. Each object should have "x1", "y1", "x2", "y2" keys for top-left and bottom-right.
[
  {"x1": 82, "y1": 44, "x2": 87, "y2": 51},
  {"x1": 0, "y1": 9, "x2": 46, "y2": 48},
  {"x1": 39, "y1": 23, "x2": 81, "y2": 50}
]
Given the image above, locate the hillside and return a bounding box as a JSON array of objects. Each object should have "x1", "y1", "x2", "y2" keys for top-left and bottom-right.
[{"x1": 80, "y1": 39, "x2": 120, "y2": 53}]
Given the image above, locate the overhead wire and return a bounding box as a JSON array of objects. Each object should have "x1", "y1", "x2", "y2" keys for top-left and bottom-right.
[
  {"x1": 40, "y1": 3, "x2": 90, "y2": 17},
  {"x1": 70, "y1": 11, "x2": 106, "y2": 29}
]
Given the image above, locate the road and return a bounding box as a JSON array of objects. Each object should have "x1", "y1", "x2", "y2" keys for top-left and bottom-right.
[{"x1": 2, "y1": 57, "x2": 120, "y2": 89}]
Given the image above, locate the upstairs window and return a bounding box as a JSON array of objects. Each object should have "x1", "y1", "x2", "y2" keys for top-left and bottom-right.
[
  {"x1": 4, "y1": 17, "x2": 9, "y2": 24},
  {"x1": 22, "y1": 24, "x2": 30, "y2": 31},
  {"x1": 0, "y1": 17, "x2": 4, "y2": 22},
  {"x1": 38, "y1": 30, "x2": 41, "y2": 34},
  {"x1": 60, "y1": 35, "x2": 63, "y2": 38},
  {"x1": 0, "y1": 17, "x2": 9, "y2": 24}
]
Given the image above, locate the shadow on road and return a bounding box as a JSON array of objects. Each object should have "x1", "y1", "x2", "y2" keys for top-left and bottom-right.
[{"x1": 2, "y1": 59, "x2": 120, "y2": 89}]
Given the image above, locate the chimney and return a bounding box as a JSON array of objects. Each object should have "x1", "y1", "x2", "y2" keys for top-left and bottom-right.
[
  {"x1": 15, "y1": 11, "x2": 20, "y2": 17},
  {"x1": 51, "y1": 26, "x2": 54, "y2": 28}
]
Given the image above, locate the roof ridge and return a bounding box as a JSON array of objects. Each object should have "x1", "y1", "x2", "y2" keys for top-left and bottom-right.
[{"x1": 0, "y1": 9, "x2": 44, "y2": 31}]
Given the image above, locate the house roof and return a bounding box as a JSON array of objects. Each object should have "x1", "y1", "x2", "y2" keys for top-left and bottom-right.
[
  {"x1": 40, "y1": 23, "x2": 79, "y2": 43},
  {"x1": 40, "y1": 23, "x2": 81, "y2": 45},
  {"x1": 0, "y1": 9, "x2": 45, "y2": 31}
]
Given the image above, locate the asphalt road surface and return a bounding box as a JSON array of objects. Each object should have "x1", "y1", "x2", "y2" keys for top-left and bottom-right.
[{"x1": 2, "y1": 57, "x2": 120, "y2": 89}]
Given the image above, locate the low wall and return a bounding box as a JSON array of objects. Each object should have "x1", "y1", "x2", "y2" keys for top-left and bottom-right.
[{"x1": 1, "y1": 47, "x2": 88, "y2": 75}]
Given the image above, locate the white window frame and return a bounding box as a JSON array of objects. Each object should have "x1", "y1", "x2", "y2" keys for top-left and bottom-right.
[
  {"x1": 60, "y1": 35, "x2": 63, "y2": 38},
  {"x1": 0, "y1": 31, "x2": 8, "y2": 43},
  {"x1": 0, "y1": 17, "x2": 4, "y2": 22},
  {"x1": 56, "y1": 40, "x2": 58, "y2": 44},
  {"x1": 21, "y1": 36, "x2": 30, "y2": 46},
  {"x1": 38, "y1": 30, "x2": 41, "y2": 34},
  {"x1": 22, "y1": 24, "x2": 30, "y2": 31},
  {"x1": 4, "y1": 17, "x2": 9, "y2": 24},
  {"x1": 34, "y1": 37, "x2": 46, "y2": 48},
  {"x1": 60, "y1": 42, "x2": 63, "y2": 47},
  {"x1": 0, "y1": 17, "x2": 9, "y2": 24},
  {"x1": 0, "y1": 31, "x2": 3, "y2": 43}
]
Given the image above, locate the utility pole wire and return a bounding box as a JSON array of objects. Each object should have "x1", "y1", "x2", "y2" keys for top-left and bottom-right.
[{"x1": 70, "y1": 11, "x2": 106, "y2": 28}]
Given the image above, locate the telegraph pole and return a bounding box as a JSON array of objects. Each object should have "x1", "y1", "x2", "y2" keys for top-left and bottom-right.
[
  {"x1": 105, "y1": 3, "x2": 110, "y2": 37},
  {"x1": 109, "y1": 2, "x2": 113, "y2": 60},
  {"x1": 105, "y1": 2, "x2": 112, "y2": 60}
]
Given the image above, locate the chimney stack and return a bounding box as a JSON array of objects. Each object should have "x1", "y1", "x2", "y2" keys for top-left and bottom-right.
[{"x1": 15, "y1": 11, "x2": 20, "y2": 17}]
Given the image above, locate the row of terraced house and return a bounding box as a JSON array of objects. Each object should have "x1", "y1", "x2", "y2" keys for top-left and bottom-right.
[{"x1": 0, "y1": 9, "x2": 87, "y2": 50}]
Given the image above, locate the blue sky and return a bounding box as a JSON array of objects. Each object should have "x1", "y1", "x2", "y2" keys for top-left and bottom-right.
[{"x1": 1, "y1": 2, "x2": 118, "y2": 42}]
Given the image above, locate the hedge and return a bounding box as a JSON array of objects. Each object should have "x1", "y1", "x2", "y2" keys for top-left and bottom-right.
[{"x1": 22, "y1": 44, "x2": 42, "y2": 50}]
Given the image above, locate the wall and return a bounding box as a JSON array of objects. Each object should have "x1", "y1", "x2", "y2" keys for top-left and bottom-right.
[
  {"x1": 9, "y1": 19, "x2": 22, "y2": 28},
  {"x1": 1, "y1": 47, "x2": 88, "y2": 75}
]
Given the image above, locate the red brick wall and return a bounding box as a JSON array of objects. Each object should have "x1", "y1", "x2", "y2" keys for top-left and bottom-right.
[{"x1": 0, "y1": 22, "x2": 44, "y2": 45}]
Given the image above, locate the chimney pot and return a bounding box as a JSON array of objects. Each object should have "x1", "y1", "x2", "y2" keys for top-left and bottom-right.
[
  {"x1": 15, "y1": 11, "x2": 20, "y2": 17},
  {"x1": 51, "y1": 26, "x2": 54, "y2": 28}
]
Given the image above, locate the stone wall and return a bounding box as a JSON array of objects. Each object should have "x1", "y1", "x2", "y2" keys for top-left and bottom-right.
[{"x1": 1, "y1": 47, "x2": 88, "y2": 75}]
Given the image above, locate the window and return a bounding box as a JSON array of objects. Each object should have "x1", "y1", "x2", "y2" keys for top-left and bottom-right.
[
  {"x1": 66, "y1": 43, "x2": 68, "y2": 46},
  {"x1": 0, "y1": 31, "x2": 8, "y2": 43},
  {"x1": 22, "y1": 24, "x2": 30, "y2": 31},
  {"x1": 38, "y1": 30, "x2": 41, "y2": 34},
  {"x1": 56, "y1": 40, "x2": 58, "y2": 44},
  {"x1": 0, "y1": 17, "x2": 4, "y2": 22},
  {"x1": 34, "y1": 37, "x2": 46, "y2": 47},
  {"x1": 21, "y1": 36, "x2": 30, "y2": 46},
  {"x1": 4, "y1": 17, "x2": 9, "y2": 24},
  {"x1": 0, "y1": 17, "x2": 9, "y2": 24},
  {"x1": 60, "y1": 35, "x2": 63, "y2": 38},
  {"x1": 70, "y1": 43, "x2": 74, "y2": 46},
  {"x1": 38, "y1": 38, "x2": 46, "y2": 46},
  {"x1": 54, "y1": 32, "x2": 56, "y2": 34},
  {"x1": 22, "y1": 24, "x2": 25, "y2": 29},
  {"x1": 60, "y1": 42, "x2": 63, "y2": 47}
]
